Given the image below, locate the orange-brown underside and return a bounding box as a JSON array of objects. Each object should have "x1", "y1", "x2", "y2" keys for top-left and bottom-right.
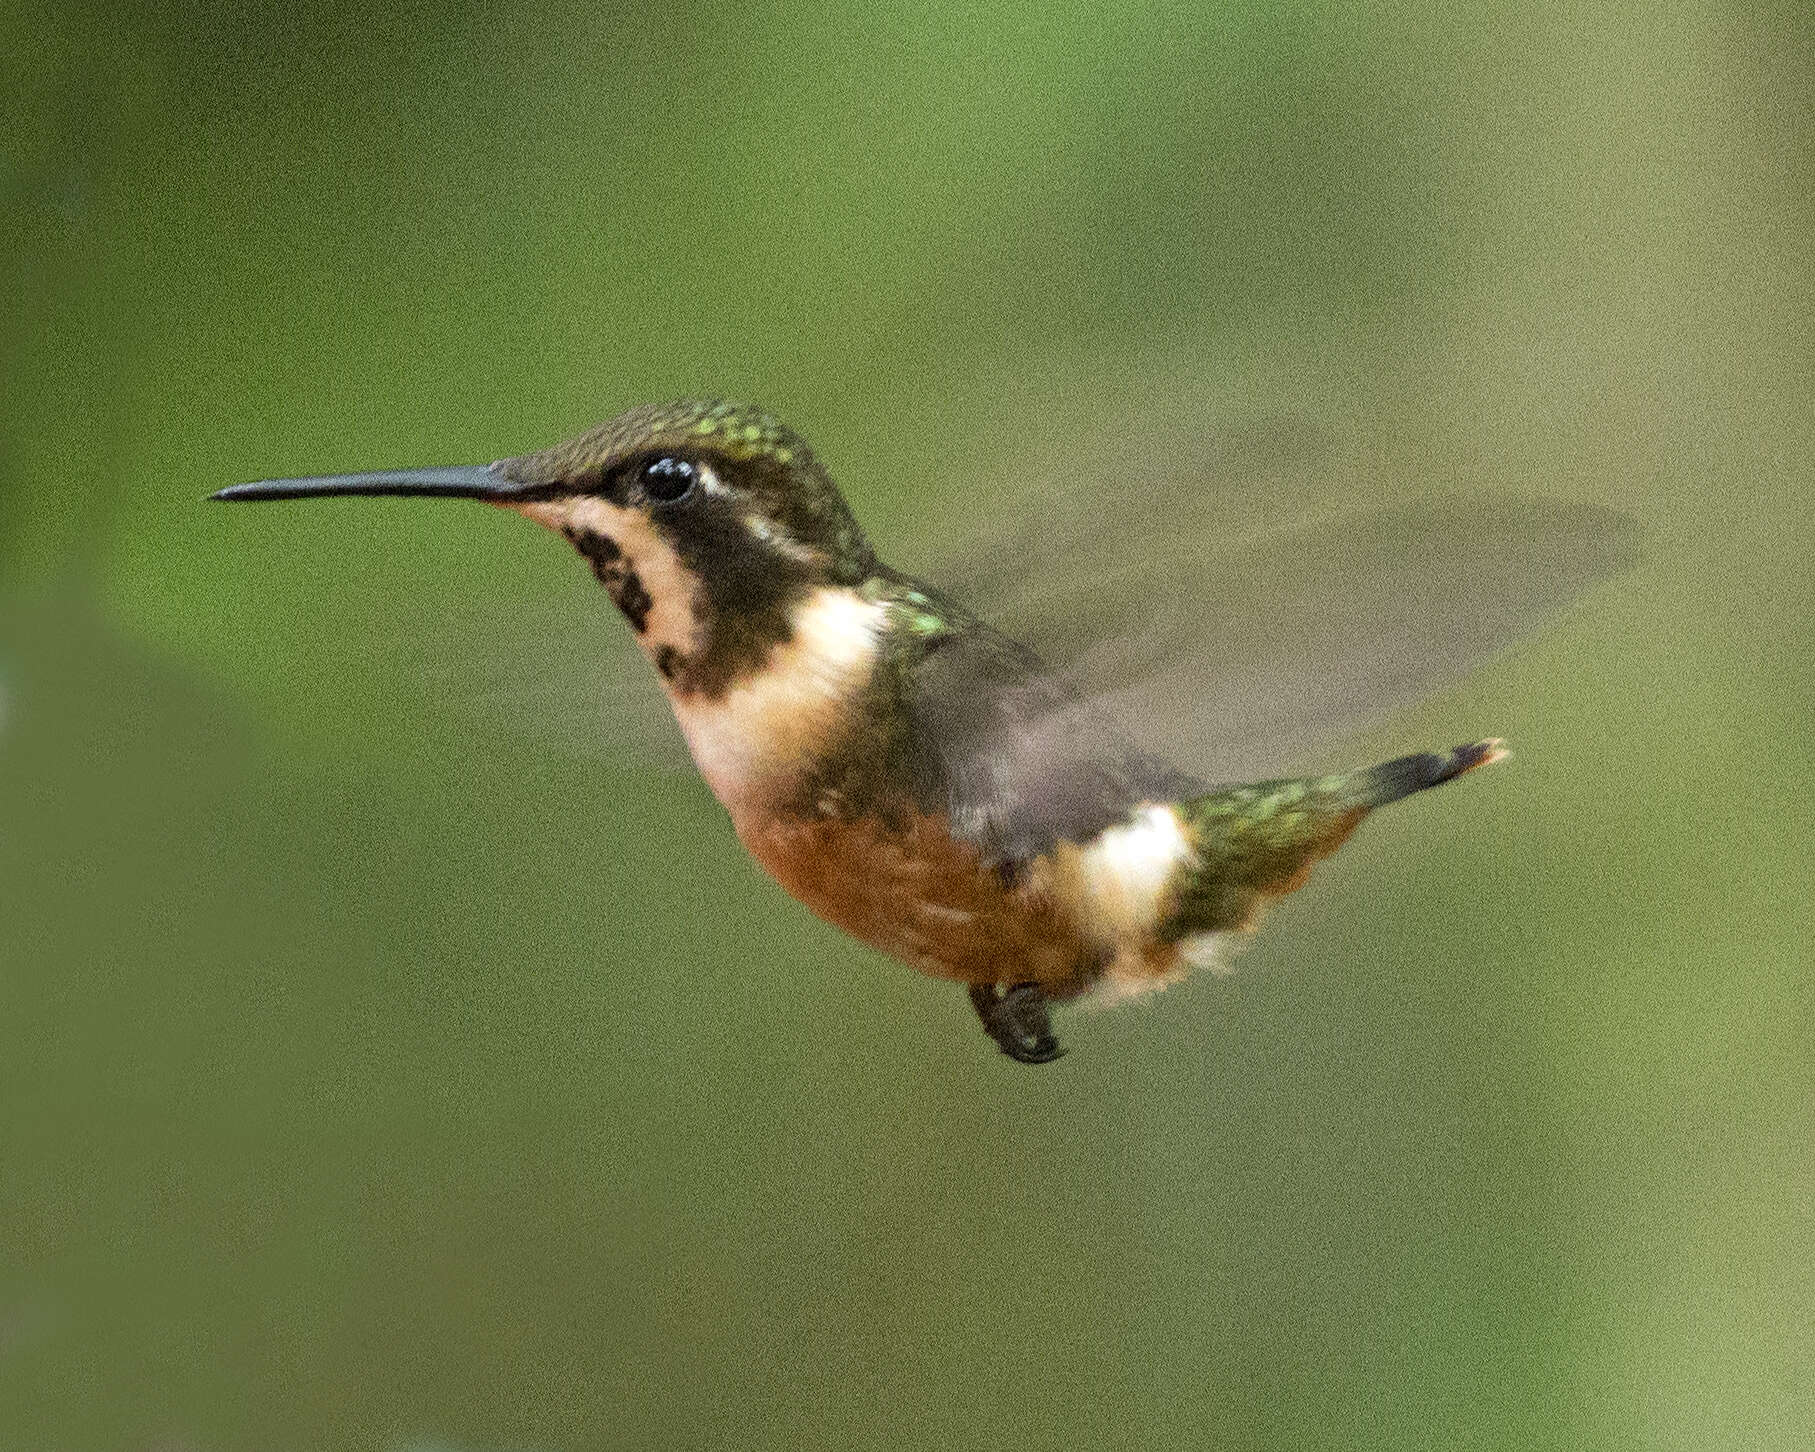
[
  {"x1": 739, "y1": 811, "x2": 1098, "y2": 991},
  {"x1": 738, "y1": 805, "x2": 1369, "y2": 995}
]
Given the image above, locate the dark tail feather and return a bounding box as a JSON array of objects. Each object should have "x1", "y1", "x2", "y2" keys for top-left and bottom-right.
[
  {"x1": 1164, "y1": 739, "x2": 1508, "y2": 936},
  {"x1": 1352, "y1": 738, "x2": 1508, "y2": 808},
  {"x1": 1164, "y1": 739, "x2": 1505, "y2": 934}
]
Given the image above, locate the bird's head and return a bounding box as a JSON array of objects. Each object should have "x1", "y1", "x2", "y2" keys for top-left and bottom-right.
[{"x1": 217, "y1": 400, "x2": 880, "y2": 696}]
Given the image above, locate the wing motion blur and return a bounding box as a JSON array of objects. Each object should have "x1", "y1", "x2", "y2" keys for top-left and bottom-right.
[
  {"x1": 918, "y1": 419, "x2": 1638, "y2": 785},
  {"x1": 366, "y1": 578, "x2": 696, "y2": 770}
]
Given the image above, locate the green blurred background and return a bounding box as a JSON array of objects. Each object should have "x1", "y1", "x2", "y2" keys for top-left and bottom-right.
[{"x1": 4, "y1": 2, "x2": 1811, "y2": 1448}]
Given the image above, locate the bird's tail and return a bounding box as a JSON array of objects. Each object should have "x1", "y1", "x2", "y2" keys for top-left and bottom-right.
[
  {"x1": 1164, "y1": 739, "x2": 1507, "y2": 937},
  {"x1": 1342, "y1": 738, "x2": 1508, "y2": 809}
]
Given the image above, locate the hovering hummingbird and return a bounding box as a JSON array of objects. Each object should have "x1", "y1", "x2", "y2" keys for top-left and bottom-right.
[{"x1": 215, "y1": 399, "x2": 1622, "y2": 1063}]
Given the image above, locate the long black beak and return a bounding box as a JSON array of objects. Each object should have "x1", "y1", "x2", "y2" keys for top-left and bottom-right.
[{"x1": 211, "y1": 463, "x2": 523, "y2": 503}]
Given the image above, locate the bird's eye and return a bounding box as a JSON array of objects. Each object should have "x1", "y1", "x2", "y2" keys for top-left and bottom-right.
[{"x1": 639, "y1": 456, "x2": 696, "y2": 504}]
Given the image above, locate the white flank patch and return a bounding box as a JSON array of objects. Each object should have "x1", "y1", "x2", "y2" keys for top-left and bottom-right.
[
  {"x1": 1074, "y1": 803, "x2": 1193, "y2": 944},
  {"x1": 516, "y1": 496, "x2": 701, "y2": 662},
  {"x1": 670, "y1": 586, "x2": 886, "y2": 808}
]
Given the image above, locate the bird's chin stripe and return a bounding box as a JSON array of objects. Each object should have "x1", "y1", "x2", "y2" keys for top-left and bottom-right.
[{"x1": 515, "y1": 497, "x2": 702, "y2": 664}]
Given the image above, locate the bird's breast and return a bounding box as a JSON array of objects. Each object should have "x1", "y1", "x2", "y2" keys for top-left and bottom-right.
[
  {"x1": 668, "y1": 585, "x2": 889, "y2": 808},
  {"x1": 736, "y1": 808, "x2": 1097, "y2": 990}
]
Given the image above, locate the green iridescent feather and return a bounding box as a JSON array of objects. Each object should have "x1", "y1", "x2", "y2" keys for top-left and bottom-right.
[{"x1": 1160, "y1": 741, "x2": 1503, "y2": 940}]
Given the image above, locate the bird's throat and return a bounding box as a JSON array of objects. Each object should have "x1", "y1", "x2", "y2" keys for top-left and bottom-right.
[
  {"x1": 668, "y1": 585, "x2": 889, "y2": 810},
  {"x1": 516, "y1": 497, "x2": 887, "y2": 809},
  {"x1": 518, "y1": 497, "x2": 701, "y2": 672}
]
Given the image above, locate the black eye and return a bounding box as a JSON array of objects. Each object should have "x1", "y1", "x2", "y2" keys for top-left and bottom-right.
[{"x1": 639, "y1": 456, "x2": 696, "y2": 504}]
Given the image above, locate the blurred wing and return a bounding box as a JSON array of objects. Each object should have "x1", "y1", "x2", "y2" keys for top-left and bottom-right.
[
  {"x1": 359, "y1": 577, "x2": 693, "y2": 770},
  {"x1": 900, "y1": 621, "x2": 1202, "y2": 868},
  {"x1": 1055, "y1": 496, "x2": 1637, "y2": 780},
  {"x1": 920, "y1": 432, "x2": 1637, "y2": 784}
]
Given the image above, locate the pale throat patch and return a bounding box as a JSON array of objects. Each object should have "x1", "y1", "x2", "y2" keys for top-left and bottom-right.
[
  {"x1": 514, "y1": 497, "x2": 881, "y2": 808},
  {"x1": 516, "y1": 496, "x2": 701, "y2": 663},
  {"x1": 669, "y1": 586, "x2": 887, "y2": 809}
]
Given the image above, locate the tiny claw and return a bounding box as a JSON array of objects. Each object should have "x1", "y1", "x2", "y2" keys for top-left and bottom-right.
[{"x1": 968, "y1": 982, "x2": 1066, "y2": 1065}]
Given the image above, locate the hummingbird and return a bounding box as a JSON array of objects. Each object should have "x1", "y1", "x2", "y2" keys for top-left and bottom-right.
[{"x1": 216, "y1": 399, "x2": 1566, "y2": 1063}]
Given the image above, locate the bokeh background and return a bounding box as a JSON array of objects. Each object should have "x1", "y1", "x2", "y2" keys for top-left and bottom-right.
[{"x1": 5, "y1": 2, "x2": 1811, "y2": 1448}]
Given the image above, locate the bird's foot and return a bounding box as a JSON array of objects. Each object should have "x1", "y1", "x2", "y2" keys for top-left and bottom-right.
[{"x1": 968, "y1": 982, "x2": 1065, "y2": 1064}]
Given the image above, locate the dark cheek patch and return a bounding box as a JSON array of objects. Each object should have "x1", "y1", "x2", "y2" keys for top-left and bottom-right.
[
  {"x1": 564, "y1": 526, "x2": 652, "y2": 633},
  {"x1": 615, "y1": 572, "x2": 653, "y2": 633},
  {"x1": 653, "y1": 645, "x2": 683, "y2": 682},
  {"x1": 564, "y1": 525, "x2": 621, "y2": 568}
]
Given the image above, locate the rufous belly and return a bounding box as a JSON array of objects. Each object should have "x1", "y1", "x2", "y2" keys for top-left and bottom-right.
[{"x1": 737, "y1": 810, "x2": 1113, "y2": 994}]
